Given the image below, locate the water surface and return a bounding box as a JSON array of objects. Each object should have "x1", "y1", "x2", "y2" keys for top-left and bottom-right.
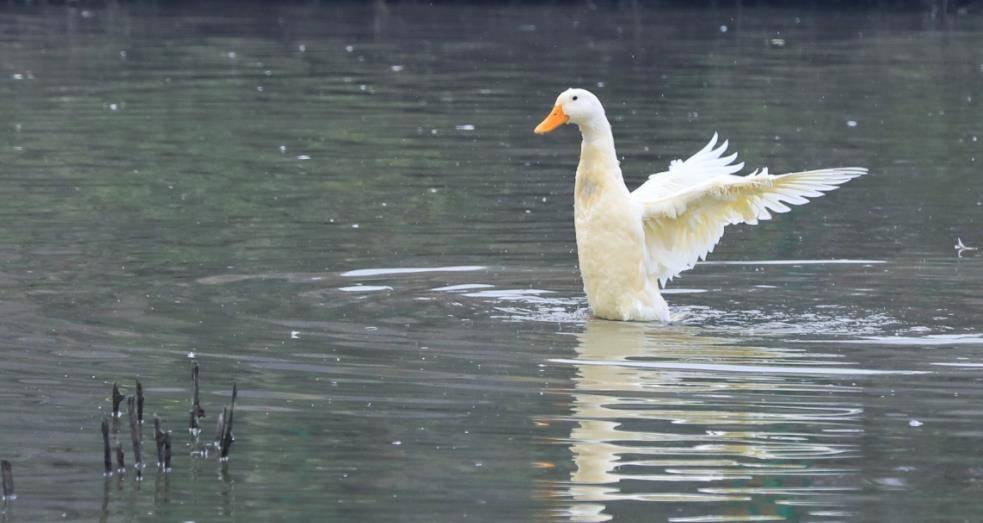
[{"x1": 0, "y1": 3, "x2": 982, "y2": 522}]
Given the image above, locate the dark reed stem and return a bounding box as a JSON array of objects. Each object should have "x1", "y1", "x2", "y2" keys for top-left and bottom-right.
[
  {"x1": 154, "y1": 417, "x2": 165, "y2": 469},
  {"x1": 163, "y1": 432, "x2": 172, "y2": 472},
  {"x1": 127, "y1": 397, "x2": 142, "y2": 472},
  {"x1": 136, "y1": 380, "x2": 144, "y2": 424},
  {"x1": 189, "y1": 361, "x2": 205, "y2": 436},
  {"x1": 219, "y1": 408, "x2": 233, "y2": 460},
  {"x1": 112, "y1": 383, "x2": 124, "y2": 417},
  {"x1": 111, "y1": 382, "x2": 124, "y2": 437},
  {"x1": 102, "y1": 418, "x2": 112, "y2": 476},
  {"x1": 1, "y1": 460, "x2": 13, "y2": 500},
  {"x1": 218, "y1": 383, "x2": 238, "y2": 460},
  {"x1": 115, "y1": 444, "x2": 125, "y2": 474}
]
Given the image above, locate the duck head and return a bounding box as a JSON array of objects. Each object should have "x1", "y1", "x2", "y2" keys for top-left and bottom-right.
[{"x1": 534, "y1": 88, "x2": 606, "y2": 134}]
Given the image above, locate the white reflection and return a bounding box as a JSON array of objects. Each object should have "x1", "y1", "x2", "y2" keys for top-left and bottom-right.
[{"x1": 552, "y1": 320, "x2": 864, "y2": 522}]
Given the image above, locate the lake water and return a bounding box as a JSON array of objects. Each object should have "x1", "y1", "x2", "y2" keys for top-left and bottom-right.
[{"x1": 0, "y1": 3, "x2": 982, "y2": 522}]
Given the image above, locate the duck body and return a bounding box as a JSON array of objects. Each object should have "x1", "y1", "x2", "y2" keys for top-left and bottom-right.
[
  {"x1": 535, "y1": 88, "x2": 866, "y2": 322},
  {"x1": 573, "y1": 123, "x2": 670, "y2": 321}
]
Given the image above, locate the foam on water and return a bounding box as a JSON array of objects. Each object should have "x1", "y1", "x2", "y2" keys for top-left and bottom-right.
[{"x1": 469, "y1": 292, "x2": 898, "y2": 338}]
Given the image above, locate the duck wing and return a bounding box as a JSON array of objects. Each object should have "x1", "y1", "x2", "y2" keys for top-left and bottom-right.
[
  {"x1": 630, "y1": 135, "x2": 866, "y2": 286},
  {"x1": 631, "y1": 132, "x2": 744, "y2": 201}
]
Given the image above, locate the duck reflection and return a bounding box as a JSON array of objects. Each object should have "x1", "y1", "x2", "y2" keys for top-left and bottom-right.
[{"x1": 553, "y1": 319, "x2": 863, "y2": 522}]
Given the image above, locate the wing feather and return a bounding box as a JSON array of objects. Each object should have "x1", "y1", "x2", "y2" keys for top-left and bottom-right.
[
  {"x1": 632, "y1": 132, "x2": 746, "y2": 201},
  {"x1": 630, "y1": 136, "x2": 866, "y2": 286}
]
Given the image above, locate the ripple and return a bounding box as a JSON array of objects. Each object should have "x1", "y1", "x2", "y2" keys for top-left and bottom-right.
[
  {"x1": 463, "y1": 288, "x2": 554, "y2": 301},
  {"x1": 676, "y1": 306, "x2": 898, "y2": 336},
  {"x1": 821, "y1": 334, "x2": 983, "y2": 346},
  {"x1": 337, "y1": 285, "x2": 393, "y2": 293},
  {"x1": 700, "y1": 259, "x2": 886, "y2": 266},
  {"x1": 668, "y1": 516, "x2": 786, "y2": 523},
  {"x1": 551, "y1": 358, "x2": 928, "y2": 376},
  {"x1": 341, "y1": 265, "x2": 486, "y2": 277},
  {"x1": 431, "y1": 283, "x2": 494, "y2": 291}
]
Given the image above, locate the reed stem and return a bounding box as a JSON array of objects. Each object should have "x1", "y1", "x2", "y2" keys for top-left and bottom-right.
[
  {"x1": 101, "y1": 418, "x2": 112, "y2": 476},
  {"x1": 127, "y1": 397, "x2": 143, "y2": 473},
  {"x1": 1, "y1": 460, "x2": 13, "y2": 501}
]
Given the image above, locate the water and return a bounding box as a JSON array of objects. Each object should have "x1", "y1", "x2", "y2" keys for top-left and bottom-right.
[{"x1": 0, "y1": 3, "x2": 981, "y2": 522}]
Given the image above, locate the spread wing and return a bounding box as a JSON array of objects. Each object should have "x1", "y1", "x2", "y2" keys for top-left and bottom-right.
[
  {"x1": 630, "y1": 134, "x2": 866, "y2": 286},
  {"x1": 631, "y1": 132, "x2": 744, "y2": 201}
]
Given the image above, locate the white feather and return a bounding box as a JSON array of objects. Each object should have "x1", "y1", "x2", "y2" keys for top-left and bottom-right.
[{"x1": 630, "y1": 136, "x2": 867, "y2": 286}]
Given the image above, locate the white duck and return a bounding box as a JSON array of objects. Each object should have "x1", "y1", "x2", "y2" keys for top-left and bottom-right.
[{"x1": 534, "y1": 88, "x2": 866, "y2": 321}]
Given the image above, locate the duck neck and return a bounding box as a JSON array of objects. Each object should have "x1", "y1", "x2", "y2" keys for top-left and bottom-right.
[{"x1": 575, "y1": 116, "x2": 626, "y2": 200}]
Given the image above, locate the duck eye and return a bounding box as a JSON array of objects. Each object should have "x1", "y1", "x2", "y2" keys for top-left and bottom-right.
[{"x1": 572, "y1": 96, "x2": 579, "y2": 101}]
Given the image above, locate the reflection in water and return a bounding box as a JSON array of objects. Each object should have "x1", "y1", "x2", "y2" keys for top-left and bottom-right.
[
  {"x1": 220, "y1": 464, "x2": 235, "y2": 518},
  {"x1": 100, "y1": 478, "x2": 110, "y2": 523},
  {"x1": 553, "y1": 320, "x2": 865, "y2": 522},
  {"x1": 153, "y1": 472, "x2": 170, "y2": 507}
]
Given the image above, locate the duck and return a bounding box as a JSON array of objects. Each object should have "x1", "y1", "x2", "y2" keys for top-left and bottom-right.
[{"x1": 534, "y1": 88, "x2": 867, "y2": 322}]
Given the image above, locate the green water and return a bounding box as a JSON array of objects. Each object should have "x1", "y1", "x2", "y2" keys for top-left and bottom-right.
[{"x1": 0, "y1": 3, "x2": 982, "y2": 522}]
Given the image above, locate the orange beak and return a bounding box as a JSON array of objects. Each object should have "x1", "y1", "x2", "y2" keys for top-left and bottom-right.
[{"x1": 534, "y1": 105, "x2": 569, "y2": 134}]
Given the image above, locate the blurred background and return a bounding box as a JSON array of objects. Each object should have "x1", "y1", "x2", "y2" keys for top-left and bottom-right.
[{"x1": 0, "y1": 2, "x2": 981, "y2": 522}]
